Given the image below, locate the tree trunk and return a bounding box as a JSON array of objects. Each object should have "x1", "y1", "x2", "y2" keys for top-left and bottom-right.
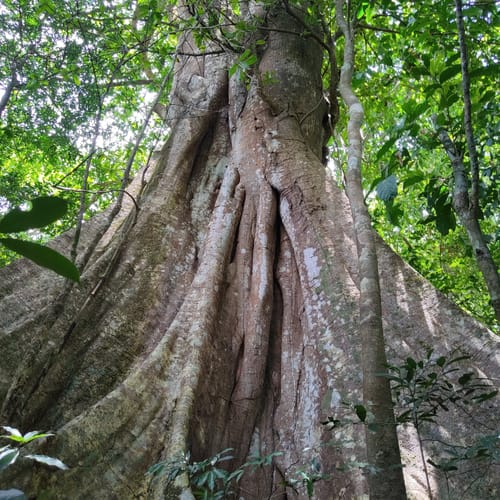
[
  {"x1": 336, "y1": 2, "x2": 405, "y2": 498},
  {"x1": 0, "y1": 6, "x2": 498, "y2": 500}
]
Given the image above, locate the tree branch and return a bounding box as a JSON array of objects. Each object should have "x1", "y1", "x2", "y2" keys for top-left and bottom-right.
[{"x1": 454, "y1": 0, "x2": 480, "y2": 216}]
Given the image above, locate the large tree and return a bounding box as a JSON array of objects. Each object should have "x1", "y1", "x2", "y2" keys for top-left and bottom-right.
[{"x1": 0, "y1": 1, "x2": 498, "y2": 499}]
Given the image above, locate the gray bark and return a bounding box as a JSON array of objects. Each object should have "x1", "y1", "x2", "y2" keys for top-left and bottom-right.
[{"x1": 336, "y1": 2, "x2": 406, "y2": 498}]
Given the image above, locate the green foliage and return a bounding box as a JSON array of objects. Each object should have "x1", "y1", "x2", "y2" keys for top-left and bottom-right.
[
  {"x1": 0, "y1": 197, "x2": 67, "y2": 233},
  {"x1": 284, "y1": 458, "x2": 329, "y2": 499},
  {"x1": 428, "y1": 433, "x2": 499, "y2": 473},
  {"x1": 383, "y1": 349, "x2": 498, "y2": 497},
  {"x1": 322, "y1": 349, "x2": 498, "y2": 496},
  {"x1": 0, "y1": 0, "x2": 174, "y2": 266},
  {"x1": 353, "y1": 0, "x2": 499, "y2": 329},
  {"x1": 228, "y1": 48, "x2": 259, "y2": 81},
  {"x1": 384, "y1": 349, "x2": 497, "y2": 426},
  {"x1": 0, "y1": 426, "x2": 68, "y2": 499},
  {"x1": 148, "y1": 448, "x2": 281, "y2": 499},
  {"x1": 0, "y1": 197, "x2": 79, "y2": 281}
]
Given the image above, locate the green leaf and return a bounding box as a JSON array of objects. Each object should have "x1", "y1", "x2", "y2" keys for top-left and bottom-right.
[
  {"x1": 354, "y1": 404, "x2": 367, "y2": 422},
  {"x1": 384, "y1": 201, "x2": 403, "y2": 226},
  {"x1": 458, "y1": 373, "x2": 473, "y2": 385},
  {"x1": 403, "y1": 173, "x2": 425, "y2": 189},
  {"x1": 376, "y1": 175, "x2": 398, "y2": 201},
  {"x1": 405, "y1": 367, "x2": 415, "y2": 381},
  {"x1": 1, "y1": 427, "x2": 22, "y2": 438},
  {"x1": 0, "y1": 197, "x2": 68, "y2": 233},
  {"x1": 0, "y1": 448, "x2": 19, "y2": 472},
  {"x1": 435, "y1": 203, "x2": 456, "y2": 235},
  {"x1": 0, "y1": 238, "x2": 80, "y2": 282},
  {"x1": 469, "y1": 65, "x2": 500, "y2": 79},
  {"x1": 396, "y1": 409, "x2": 412, "y2": 423},
  {"x1": 376, "y1": 137, "x2": 397, "y2": 160},
  {"x1": 25, "y1": 454, "x2": 69, "y2": 470},
  {"x1": 436, "y1": 356, "x2": 446, "y2": 367},
  {"x1": 228, "y1": 63, "x2": 239, "y2": 77},
  {"x1": 473, "y1": 390, "x2": 498, "y2": 403},
  {"x1": 1, "y1": 429, "x2": 54, "y2": 444},
  {"x1": 406, "y1": 357, "x2": 417, "y2": 369},
  {"x1": 306, "y1": 480, "x2": 314, "y2": 497},
  {"x1": 439, "y1": 64, "x2": 462, "y2": 84}
]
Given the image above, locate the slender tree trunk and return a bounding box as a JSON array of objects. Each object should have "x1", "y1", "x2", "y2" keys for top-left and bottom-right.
[
  {"x1": 454, "y1": 0, "x2": 500, "y2": 323},
  {"x1": 0, "y1": 4, "x2": 498, "y2": 500},
  {"x1": 437, "y1": 127, "x2": 500, "y2": 323},
  {"x1": 434, "y1": 0, "x2": 500, "y2": 323},
  {"x1": 336, "y1": 2, "x2": 406, "y2": 498}
]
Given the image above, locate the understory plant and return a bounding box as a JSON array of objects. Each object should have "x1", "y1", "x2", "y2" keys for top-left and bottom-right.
[
  {"x1": 0, "y1": 426, "x2": 68, "y2": 499},
  {"x1": 323, "y1": 348, "x2": 498, "y2": 499},
  {"x1": 385, "y1": 349, "x2": 498, "y2": 499},
  {"x1": 284, "y1": 457, "x2": 330, "y2": 499},
  {"x1": 148, "y1": 448, "x2": 281, "y2": 499}
]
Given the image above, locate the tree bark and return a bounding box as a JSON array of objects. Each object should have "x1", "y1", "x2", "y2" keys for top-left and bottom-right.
[
  {"x1": 0, "y1": 5, "x2": 498, "y2": 500},
  {"x1": 336, "y1": 2, "x2": 406, "y2": 498}
]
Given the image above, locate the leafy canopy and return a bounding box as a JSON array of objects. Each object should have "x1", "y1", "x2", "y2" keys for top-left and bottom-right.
[{"x1": 0, "y1": 0, "x2": 498, "y2": 327}]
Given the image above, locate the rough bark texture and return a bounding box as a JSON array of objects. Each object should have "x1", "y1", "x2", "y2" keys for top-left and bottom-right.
[{"x1": 0, "y1": 6, "x2": 498, "y2": 500}]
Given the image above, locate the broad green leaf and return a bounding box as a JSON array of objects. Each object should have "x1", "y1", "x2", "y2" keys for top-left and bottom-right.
[
  {"x1": 376, "y1": 175, "x2": 398, "y2": 201},
  {"x1": 403, "y1": 173, "x2": 425, "y2": 189},
  {"x1": 405, "y1": 367, "x2": 415, "y2": 381},
  {"x1": 1, "y1": 427, "x2": 22, "y2": 438},
  {"x1": 435, "y1": 204, "x2": 456, "y2": 235},
  {"x1": 0, "y1": 435, "x2": 25, "y2": 443},
  {"x1": 439, "y1": 64, "x2": 462, "y2": 84},
  {"x1": 423, "y1": 83, "x2": 441, "y2": 97},
  {"x1": 36, "y1": 0, "x2": 55, "y2": 15},
  {"x1": 0, "y1": 448, "x2": 19, "y2": 472},
  {"x1": 436, "y1": 356, "x2": 446, "y2": 367},
  {"x1": 228, "y1": 63, "x2": 239, "y2": 77},
  {"x1": 21, "y1": 431, "x2": 54, "y2": 444},
  {"x1": 25, "y1": 454, "x2": 69, "y2": 470},
  {"x1": 306, "y1": 481, "x2": 314, "y2": 497},
  {"x1": 0, "y1": 238, "x2": 80, "y2": 282},
  {"x1": 376, "y1": 137, "x2": 397, "y2": 160},
  {"x1": 384, "y1": 201, "x2": 403, "y2": 226},
  {"x1": 0, "y1": 429, "x2": 53, "y2": 444},
  {"x1": 354, "y1": 404, "x2": 367, "y2": 422},
  {"x1": 406, "y1": 357, "x2": 417, "y2": 369},
  {"x1": 469, "y1": 65, "x2": 500, "y2": 78},
  {"x1": 0, "y1": 197, "x2": 68, "y2": 233}
]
